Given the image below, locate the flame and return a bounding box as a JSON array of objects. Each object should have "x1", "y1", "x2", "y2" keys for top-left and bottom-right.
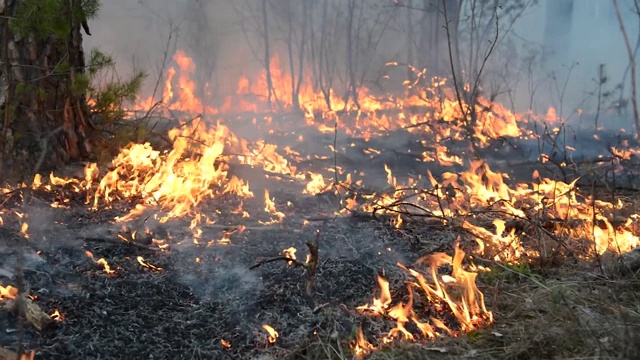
[
  {"x1": 20, "y1": 222, "x2": 29, "y2": 238},
  {"x1": 351, "y1": 326, "x2": 375, "y2": 359},
  {"x1": 304, "y1": 172, "x2": 330, "y2": 195},
  {"x1": 50, "y1": 309, "x2": 64, "y2": 322},
  {"x1": 134, "y1": 50, "x2": 528, "y2": 147},
  {"x1": 261, "y1": 324, "x2": 279, "y2": 344},
  {"x1": 358, "y1": 243, "x2": 492, "y2": 343},
  {"x1": 8, "y1": 47, "x2": 640, "y2": 358},
  {"x1": 137, "y1": 50, "x2": 217, "y2": 114},
  {"x1": 85, "y1": 251, "x2": 115, "y2": 275},
  {"x1": 137, "y1": 256, "x2": 163, "y2": 271},
  {"x1": 0, "y1": 284, "x2": 18, "y2": 300},
  {"x1": 357, "y1": 275, "x2": 392, "y2": 315},
  {"x1": 282, "y1": 247, "x2": 297, "y2": 265},
  {"x1": 263, "y1": 190, "x2": 285, "y2": 222},
  {"x1": 220, "y1": 339, "x2": 231, "y2": 349}
]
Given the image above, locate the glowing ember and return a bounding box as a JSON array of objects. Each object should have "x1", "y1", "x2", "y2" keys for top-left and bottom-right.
[
  {"x1": 50, "y1": 309, "x2": 64, "y2": 322},
  {"x1": 0, "y1": 284, "x2": 18, "y2": 300},
  {"x1": 220, "y1": 339, "x2": 231, "y2": 349},
  {"x1": 261, "y1": 324, "x2": 279, "y2": 344}
]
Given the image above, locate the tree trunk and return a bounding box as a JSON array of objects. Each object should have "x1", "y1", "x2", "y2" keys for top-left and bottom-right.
[
  {"x1": 0, "y1": 0, "x2": 93, "y2": 179},
  {"x1": 542, "y1": 0, "x2": 574, "y2": 69}
]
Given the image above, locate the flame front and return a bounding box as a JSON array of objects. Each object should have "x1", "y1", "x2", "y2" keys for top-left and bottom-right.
[
  {"x1": 351, "y1": 326, "x2": 375, "y2": 359},
  {"x1": 358, "y1": 243, "x2": 492, "y2": 343}
]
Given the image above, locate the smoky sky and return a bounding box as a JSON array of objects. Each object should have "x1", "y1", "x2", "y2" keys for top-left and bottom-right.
[{"x1": 86, "y1": 0, "x2": 640, "y2": 118}]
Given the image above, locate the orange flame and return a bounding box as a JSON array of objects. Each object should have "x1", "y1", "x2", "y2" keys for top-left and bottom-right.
[
  {"x1": 358, "y1": 242, "x2": 492, "y2": 343},
  {"x1": 137, "y1": 256, "x2": 163, "y2": 271},
  {"x1": 50, "y1": 309, "x2": 64, "y2": 322},
  {"x1": 261, "y1": 324, "x2": 279, "y2": 344},
  {"x1": 351, "y1": 325, "x2": 375, "y2": 359},
  {"x1": 0, "y1": 284, "x2": 18, "y2": 300},
  {"x1": 85, "y1": 251, "x2": 115, "y2": 275}
]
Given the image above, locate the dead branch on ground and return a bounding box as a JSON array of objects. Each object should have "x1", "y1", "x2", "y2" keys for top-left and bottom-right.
[
  {"x1": 250, "y1": 232, "x2": 320, "y2": 309},
  {"x1": 2, "y1": 294, "x2": 53, "y2": 332}
]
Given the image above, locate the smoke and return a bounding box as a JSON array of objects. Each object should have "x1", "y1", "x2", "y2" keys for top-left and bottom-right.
[
  {"x1": 86, "y1": 0, "x2": 640, "y2": 129},
  {"x1": 509, "y1": 0, "x2": 639, "y2": 122}
]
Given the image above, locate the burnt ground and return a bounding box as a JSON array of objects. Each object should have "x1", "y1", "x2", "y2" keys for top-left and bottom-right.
[
  {"x1": 0, "y1": 186, "x2": 458, "y2": 359},
  {"x1": 1, "y1": 113, "x2": 640, "y2": 359}
]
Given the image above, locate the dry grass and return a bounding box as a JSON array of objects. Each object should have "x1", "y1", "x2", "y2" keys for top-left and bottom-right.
[{"x1": 284, "y1": 250, "x2": 640, "y2": 360}]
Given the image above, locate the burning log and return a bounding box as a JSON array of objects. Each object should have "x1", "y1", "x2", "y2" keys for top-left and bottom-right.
[{"x1": 2, "y1": 294, "x2": 54, "y2": 331}]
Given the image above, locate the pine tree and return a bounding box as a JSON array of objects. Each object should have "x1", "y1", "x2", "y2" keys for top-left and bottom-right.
[{"x1": 0, "y1": 0, "x2": 144, "y2": 178}]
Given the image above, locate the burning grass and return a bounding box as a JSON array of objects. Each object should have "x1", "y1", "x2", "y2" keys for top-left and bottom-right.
[{"x1": 2, "y1": 49, "x2": 640, "y2": 359}]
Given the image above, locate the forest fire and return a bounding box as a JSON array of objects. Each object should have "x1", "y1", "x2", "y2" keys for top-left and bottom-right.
[
  {"x1": 3, "y1": 44, "x2": 640, "y2": 358},
  {"x1": 1, "y1": 1, "x2": 639, "y2": 358}
]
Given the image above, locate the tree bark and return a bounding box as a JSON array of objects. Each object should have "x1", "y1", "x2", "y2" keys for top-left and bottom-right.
[{"x1": 0, "y1": 0, "x2": 94, "y2": 179}]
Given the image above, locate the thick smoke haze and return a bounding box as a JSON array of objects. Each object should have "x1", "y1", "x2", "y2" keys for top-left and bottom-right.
[{"x1": 86, "y1": 0, "x2": 640, "y2": 123}]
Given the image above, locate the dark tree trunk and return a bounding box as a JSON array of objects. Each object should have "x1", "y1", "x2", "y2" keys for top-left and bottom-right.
[{"x1": 0, "y1": 0, "x2": 94, "y2": 179}]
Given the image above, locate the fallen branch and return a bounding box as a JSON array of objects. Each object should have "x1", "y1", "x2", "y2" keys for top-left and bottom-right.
[
  {"x1": 249, "y1": 256, "x2": 305, "y2": 270},
  {"x1": 250, "y1": 232, "x2": 321, "y2": 309},
  {"x1": 202, "y1": 224, "x2": 281, "y2": 232},
  {"x1": 80, "y1": 237, "x2": 160, "y2": 252},
  {"x1": 2, "y1": 294, "x2": 53, "y2": 331}
]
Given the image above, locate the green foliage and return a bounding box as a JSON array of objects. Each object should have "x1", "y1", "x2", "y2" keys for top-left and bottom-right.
[
  {"x1": 88, "y1": 70, "x2": 147, "y2": 119},
  {"x1": 11, "y1": 0, "x2": 101, "y2": 40},
  {"x1": 86, "y1": 49, "x2": 114, "y2": 76},
  {"x1": 72, "y1": 73, "x2": 91, "y2": 96},
  {"x1": 83, "y1": 47, "x2": 149, "y2": 160},
  {"x1": 480, "y1": 262, "x2": 543, "y2": 285}
]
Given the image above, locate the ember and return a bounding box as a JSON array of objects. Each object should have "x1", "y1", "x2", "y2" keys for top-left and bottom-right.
[{"x1": 49, "y1": 309, "x2": 64, "y2": 322}]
